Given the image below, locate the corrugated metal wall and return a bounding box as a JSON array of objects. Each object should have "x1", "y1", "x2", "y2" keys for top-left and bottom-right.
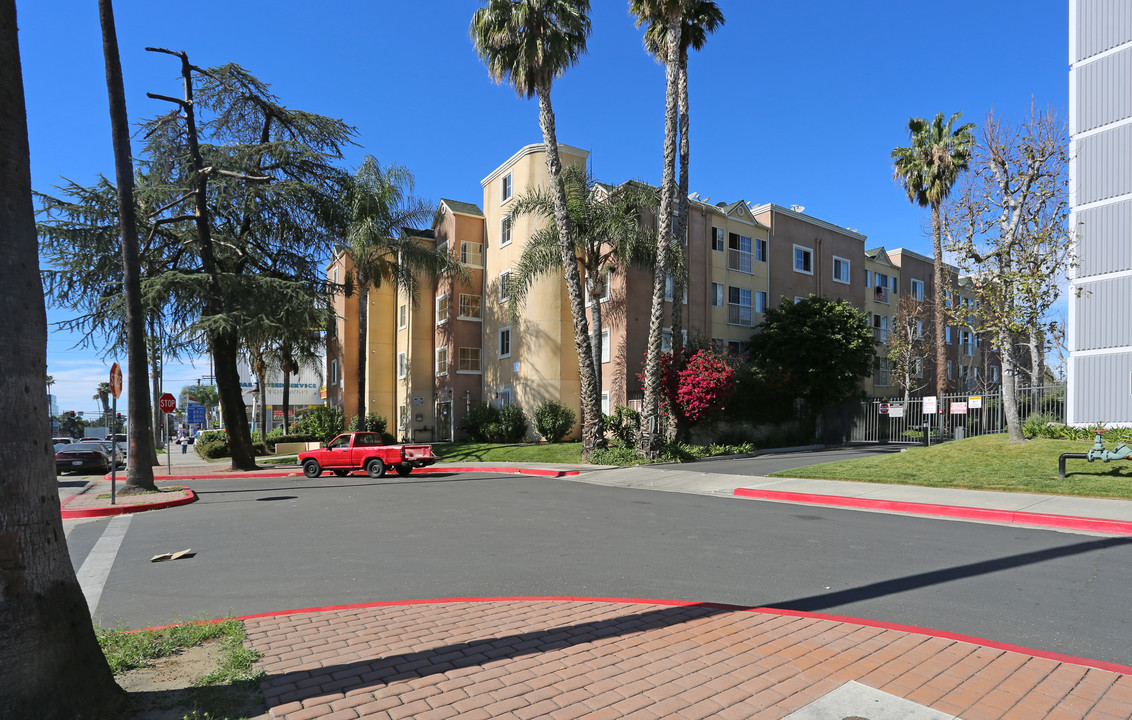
[
  {"x1": 1074, "y1": 0, "x2": 1132, "y2": 60},
  {"x1": 1077, "y1": 122, "x2": 1132, "y2": 203},
  {"x1": 1075, "y1": 199, "x2": 1132, "y2": 276},
  {"x1": 1071, "y1": 353, "x2": 1132, "y2": 422},
  {"x1": 1073, "y1": 275, "x2": 1132, "y2": 350},
  {"x1": 1074, "y1": 46, "x2": 1132, "y2": 132}
]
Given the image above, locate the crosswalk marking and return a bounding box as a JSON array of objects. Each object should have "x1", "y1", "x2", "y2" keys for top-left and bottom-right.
[{"x1": 75, "y1": 514, "x2": 132, "y2": 614}]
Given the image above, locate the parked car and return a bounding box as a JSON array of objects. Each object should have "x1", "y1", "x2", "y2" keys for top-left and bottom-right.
[
  {"x1": 95, "y1": 441, "x2": 125, "y2": 469},
  {"x1": 55, "y1": 442, "x2": 113, "y2": 475},
  {"x1": 52, "y1": 437, "x2": 74, "y2": 445},
  {"x1": 298, "y1": 432, "x2": 438, "y2": 478}
]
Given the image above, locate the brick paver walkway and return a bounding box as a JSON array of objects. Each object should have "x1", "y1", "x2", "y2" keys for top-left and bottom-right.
[{"x1": 242, "y1": 600, "x2": 1132, "y2": 720}]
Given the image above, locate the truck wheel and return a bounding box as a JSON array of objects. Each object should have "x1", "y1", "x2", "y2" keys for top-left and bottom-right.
[
  {"x1": 395, "y1": 464, "x2": 413, "y2": 477},
  {"x1": 366, "y1": 459, "x2": 386, "y2": 478},
  {"x1": 302, "y1": 459, "x2": 322, "y2": 478},
  {"x1": 333, "y1": 470, "x2": 349, "y2": 477}
]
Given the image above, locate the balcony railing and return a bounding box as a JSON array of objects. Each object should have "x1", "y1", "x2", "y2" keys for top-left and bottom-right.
[
  {"x1": 728, "y1": 249, "x2": 752, "y2": 274},
  {"x1": 873, "y1": 286, "x2": 890, "y2": 304},
  {"x1": 728, "y1": 304, "x2": 753, "y2": 327}
]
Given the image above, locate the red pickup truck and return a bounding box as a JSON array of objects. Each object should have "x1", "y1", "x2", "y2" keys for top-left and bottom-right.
[{"x1": 298, "y1": 432, "x2": 438, "y2": 478}]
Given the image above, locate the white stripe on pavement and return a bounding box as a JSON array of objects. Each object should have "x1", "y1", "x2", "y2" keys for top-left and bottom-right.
[{"x1": 75, "y1": 514, "x2": 132, "y2": 614}]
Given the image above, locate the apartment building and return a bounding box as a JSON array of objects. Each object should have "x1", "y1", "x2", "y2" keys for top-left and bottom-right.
[{"x1": 328, "y1": 143, "x2": 1003, "y2": 441}]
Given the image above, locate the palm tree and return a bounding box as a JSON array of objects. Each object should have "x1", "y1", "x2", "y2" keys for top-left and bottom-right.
[
  {"x1": 629, "y1": 0, "x2": 684, "y2": 452},
  {"x1": 344, "y1": 155, "x2": 459, "y2": 430},
  {"x1": 93, "y1": 381, "x2": 112, "y2": 426},
  {"x1": 470, "y1": 0, "x2": 603, "y2": 457},
  {"x1": 507, "y1": 165, "x2": 661, "y2": 395},
  {"x1": 891, "y1": 111, "x2": 975, "y2": 400},
  {"x1": 0, "y1": 2, "x2": 125, "y2": 712}
]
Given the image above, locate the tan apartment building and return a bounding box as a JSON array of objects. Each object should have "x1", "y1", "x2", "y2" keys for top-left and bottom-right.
[{"x1": 863, "y1": 247, "x2": 905, "y2": 397}]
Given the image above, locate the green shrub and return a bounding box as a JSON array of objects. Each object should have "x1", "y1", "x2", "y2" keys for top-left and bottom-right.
[
  {"x1": 533, "y1": 400, "x2": 576, "y2": 443},
  {"x1": 290, "y1": 406, "x2": 346, "y2": 444},
  {"x1": 496, "y1": 404, "x2": 529, "y2": 443},
  {"x1": 605, "y1": 406, "x2": 642, "y2": 446},
  {"x1": 590, "y1": 443, "x2": 648, "y2": 466},
  {"x1": 194, "y1": 430, "x2": 266, "y2": 458},
  {"x1": 462, "y1": 403, "x2": 500, "y2": 442},
  {"x1": 349, "y1": 412, "x2": 388, "y2": 435}
]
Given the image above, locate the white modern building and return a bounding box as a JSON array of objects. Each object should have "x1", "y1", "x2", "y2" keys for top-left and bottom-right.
[{"x1": 1068, "y1": 0, "x2": 1132, "y2": 426}]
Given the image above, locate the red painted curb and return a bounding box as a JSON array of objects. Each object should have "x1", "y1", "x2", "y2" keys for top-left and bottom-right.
[
  {"x1": 60, "y1": 488, "x2": 197, "y2": 519},
  {"x1": 733, "y1": 488, "x2": 1132, "y2": 535},
  {"x1": 132, "y1": 596, "x2": 1131, "y2": 676},
  {"x1": 113, "y1": 466, "x2": 582, "y2": 481}
]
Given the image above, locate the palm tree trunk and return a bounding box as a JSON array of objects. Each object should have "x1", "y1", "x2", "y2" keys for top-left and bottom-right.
[
  {"x1": 587, "y1": 277, "x2": 603, "y2": 410},
  {"x1": 931, "y1": 203, "x2": 948, "y2": 400},
  {"x1": 355, "y1": 280, "x2": 369, "y2": 431},
  {"x1": 671, "y1": 50, "x2": 690, "y2": 363},
  {"x1": 640, "y1": 14, "x2": 682, "y2": 453},
  {"x1": 535, "y1": 84, "x2": 602, "y2": 456},
  {"x1": 99, "y1": 0, "x2": 157, "y2": 489},
  {"x1": 0, "y1": 4, "x2": 126, "y2": 712}
]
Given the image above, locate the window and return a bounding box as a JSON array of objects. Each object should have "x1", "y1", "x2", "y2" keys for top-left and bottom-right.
[
  {"x1": 960, "y1": 330, "x2": 975, "y2": 356},
  {"x1": 890, "y1": 275, "x2": 898, "y2": 293},
  {"x1": 711, "y1": 338, "x2": 725, "y2": 350},
  {"x1": 399, "y1": 304, "x2": 407, "y2": 329},
  {"x1": 711, "y1": 227, "x2": 725, "y2": 251},
  {"x1": 332, "y1": 267, "x2": 338, "y2": 284},
  {"x1": 914, "y1": 357, "x2": 924, "y2": 378},
  {"x1": 601, "y1": 391, "x2": 610, "y2": 416},
  {"x1": 728, "y1": 286, "x2": 753, "y2": 327},
  {"x1": 586, "y1": 268, "x2": 611, "y2": 303},
  {"x1": 755, "y1": 237, "x2": 767, "y2": 262},
  {"x1": 947, "y1": 360, "x2": 953, "y2": 380},
  {"x1": 711, "y1": 282, "x2": 724, "y2": 307},
  {"x1": 664, "y1": 275, "x2": 687, "y2": 304},
  {"x1": 397, "y1": 352, "x2": 407, "y2": 379},
  {"x1": 601, "y1": 328, "x2": 610, "y2": 363},
  {"x1": 458, "y1": 347, "x2": 481, "y2": 373},
  {"x1": 331, "y1": 359, "x2": 338, "y2": 385},
  {"x1": 915, "y1": 320, "x2": 923, "y2": 338},
  {"x1": 945, "y1": 327, "x2": 953, "y2": 344},
  {"x1": 728, "y1": 233, "x2": 752, "y2": 273},
  {"x1": 727, "y1": 340, "x2": 748, "y2": 356},
  {"x1": 499, "y1": 327, "x2": 511, "y2": 358},
  {"x1": 399, "y1": 404, "x2": 409, "y2": 432},
  {"x1": 436, "y1": 294, "x2": 448, "y2": 324},
  {"x1": 500, "y1": 215, "x2": 512, "y2": 247},
  {"x1": 435, "y1": 346, "x2": 448, "y2": 376},
  {"x1": 755, "y1": 290, "x2": 767, "y2": 313},
  {"x1": 873, "y1": 314, "x2": 889, "y2": 344},
  {"x1": 498, "y1": 270, "x2": 512, "y2": 302},
  {"x1": 458, "y1": 293, "x2": 482, "y2": 319},
  {"x1": 793, "y1": 245, "x2": 813, "y2": 274},
  {"x1": 875, "y1": 358, "x2": 890, "y2": 387},
  {"x1": 910, "y1": 278, "x2": 924, "y2": 300},
  {"x1": 832, "y1": 256, "x2": 851, "y2": 284},
  {"x1": 991, "y1": 365, "x2": 1001, "y2": 383},
  {"x1": 496, "y1": 388, "x2": 512, "y2": 409},
  {"x1": 865, "y1": 269, "x2": 872, "y2": 288},
  {"x1": 461, "y1": 241, "x2": 483, "y2": 267},
  {"x1": 661, "y1": 328, "x2": 688, "y2": 353},
  {"x1": 501, "y1": 173, "x2": 512, "y2": 202}
]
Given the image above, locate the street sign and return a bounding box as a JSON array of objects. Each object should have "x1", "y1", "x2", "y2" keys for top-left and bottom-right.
[
  {"x1": 878, "y1": 402, "x2": 890, "y2": 415},
  {"x1": 109, "y1": 363, "x2": 123, "y2": 399},
  {"x1": 159, "y1": 393, "x2": 176, "y2": 414},
  {"x1": 923, "y1": 396, "x2": 937, "y2": 414},
  {"x1": 951, "y1": 402, "x2": 968, "y2": 415},
  {"x1": 187, "y1": 404, "x2": 206, "y2": 424}
]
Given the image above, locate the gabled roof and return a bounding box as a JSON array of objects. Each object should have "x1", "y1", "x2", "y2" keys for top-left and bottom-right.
[
  {"x1": 440, "y1": 199, "x2": 484, "y2": 218},
  {"x1": 865, "y1": 247, "x2": 896, "y2": 267},
  {"x1": 401, "y1": 227, "x2": 436, "y2": 240}
]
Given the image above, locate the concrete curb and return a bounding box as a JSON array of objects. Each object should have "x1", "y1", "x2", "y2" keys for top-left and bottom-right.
[
  {"x1": 60, "y1": 487, "x2": 198, "y2": 519},
  {"x1": 734, "y1": 487, "x2": 1132, "y2": 535}
]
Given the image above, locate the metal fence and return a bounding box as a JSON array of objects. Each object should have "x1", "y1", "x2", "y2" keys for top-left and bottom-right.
[{"x1": 849, "y1": 385, "x2": 1067, "y2": 444}]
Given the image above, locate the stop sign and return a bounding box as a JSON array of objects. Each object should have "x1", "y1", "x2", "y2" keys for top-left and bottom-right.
[
  {"x1": 159, "y1": 393, "x2": 176, "y2": 413},
  {"x1": 109, "y1": 363, "x2": 123, "y2": 399},
  {"x1": 878, "y1": 402, "x2": 890, "y2": 415}
]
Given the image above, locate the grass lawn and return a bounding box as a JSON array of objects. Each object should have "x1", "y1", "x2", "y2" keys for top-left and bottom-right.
[
  {"x1": 770, "y1": 434, "x2": 1132, "y2": 500},
  {"x1": 433, "y1": 441, "x2": 583, "y2": 464}
]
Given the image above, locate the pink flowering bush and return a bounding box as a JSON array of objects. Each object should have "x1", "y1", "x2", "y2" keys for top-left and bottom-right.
[{"x1": 639, "y1": 348, "x2": 738, "y2": 426}]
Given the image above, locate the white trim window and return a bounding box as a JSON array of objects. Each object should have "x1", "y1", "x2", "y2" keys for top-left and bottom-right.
[
  {"x1": 910, "y1": 278, "x2": 924, "y2": 300},
  {"x1": 435, "y1": 346, "x2": 448, "y2": 376},
  {"x1": 728, "y1": 232, "x2": 753, "y2": 273},
  {"x1": 832, "y1": 256, "x2": 851, "y2": 284},
  {"x1": 991, "y1": 365, "x2": 1001, "y2": 383},
  {"x1": 711, "y1": 282, "x2": 724, "y2": 307},
  {"x1": 499, "y1": 326, "x2": 511, "y2": 358},
  {"x1": 436, "y1": 293, "x2": 449, "y2": 325},
  {"x1": 793, "y1": 244, "x2": 813, "y2": 274},
  {"x1": 875, "y1": 358, "x2": 890, "y2": 386},
  {"x1": 946, "y1": 326, "x2": 953, "y2": 344},
  {"x1": 496, "y1": 387, "x2": 512, "y2": 409},
  {"x1": 399, "y1": 304, "x2": 407, "y2": 329},
  {"x1": 728, "y1": 286, "x2": 753, "y2": 327},
  {"x1": 914, "y1": 357, "x2": 924, "y2": 378},
  {"x1": 498, "y1": 270, "x2": 512, "y2": 302},
  {"x1": 711, "y1": 227, "x2": 725, "y2": 251},
  {"x1": 664, "y1": 275, "x2": 687, "y2": 304},
  {"x1": 600, "y1": 328, "x2": 610, "y2": 363},
  {"x1": 458, "y1": 347, "x2": 481, "y2": 373},
  {"x1": 331, "y1": 358, "x2": 338, "y2": 385},
  {"x1": 397, "y1": 352, "x2": 407, "y2": 379},
  {"x1": 915, "y1": 320, "x2": 923, "y2": 338},
  {"x1": 755, "y1": 290, "x2": 767, "y2": 314},
  {"x1": 458, "y1": 293, "x2": 482, "y2": 320},
  {"x1": 585, "y1": 268, "x2": 611, "y2": 304},
  {"x1": 755, "y1": 237, "x2": 768, "y2": 262},
  {"x1": 501, "y1": 172, "x2": 512, "y2": 203},
  {"x1": 865, "y1": 269, "x2": 872, "y2": 288},
  {"x1": 601, "y1": 391, "x2": 610, "y2": 415},
  {"x1": 660, "y1": 328, "x2": 688, "y2": 353},
  {"x1": 461, "y1": 241, "x2": 483, "y2": 267},
  {"x1": 500, "y1": 215, "x2": 512, "y2": 247}
]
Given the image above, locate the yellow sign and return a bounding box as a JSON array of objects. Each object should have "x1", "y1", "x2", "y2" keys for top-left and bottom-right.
[{"x1": 968, "y1": 396, "x2": 982, "y2": 409}]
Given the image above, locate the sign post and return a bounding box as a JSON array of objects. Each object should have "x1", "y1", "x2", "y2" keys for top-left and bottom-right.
[
  {"x1": 159, "y1": 392, "x2": 176, "y2": 475},
  {"x1": 109, "y1": 363, "x2": 123, "y2": 504},
  {"x1": 923, "y1": 396, "x2": 938, "y2": 447}
]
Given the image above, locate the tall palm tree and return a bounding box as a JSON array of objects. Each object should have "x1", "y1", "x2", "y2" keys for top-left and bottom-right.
[
  {"x1": 891, "y1": 111, "x2": 975, "y2": 399},
  {"x1": 507, "y1": 166, "x2": 661, "y2": 395},
  {"x1": 93, "y1": 381, "x2": 112, "y2": 426},
  {"x1": 470, "y1": 0, "x2": 604, "y2": 457},
  {"x1": 629, "y1": 0, "x2": 684, "y2": 452},
  {"x1": 0, "y1": 1, "x2": 125, "y2": 713},
  {"x1": 344, "y1": 155, "x2": 458, "y2": 430}
]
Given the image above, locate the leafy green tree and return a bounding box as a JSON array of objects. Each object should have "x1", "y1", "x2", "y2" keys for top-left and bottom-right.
[
  {"x1": 0, "y1": 3, "x2": 124, "y2": 711},
  {"x1": 944, "y1": 108, "x2": 1071, "y2": 442},
  {"x1": 470, "y1": 0, "x2": 604, "y2": 458},
  {"x1": 749, "y1": 295, "x2": 876, "y2": 437},
  {"x1": 342, "y1": 156, "x2": 457, "y2": 430},
  {"x1": 58, "y1": 411, "x2": 87, "y2": 438},
  {"x1": 641, "y1": 1, "x2": 724, "y2": 361},
  {"x1": 507, "y1": 165, "x2": 659, "y2": 393},
  {"x1": 533, "y1": 400, "x2": 577, "y2": 443},
  {"x1": 629, "y1": 0, "x2": 683, "y2": 452},
  {"x1": 891, "y1": 111, "x2": 976, "y2": 399}
]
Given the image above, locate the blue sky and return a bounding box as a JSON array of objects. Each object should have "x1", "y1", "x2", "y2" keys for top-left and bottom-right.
[{"x1": 19, "y1": 0, "x2": 1069, "y2": 415}]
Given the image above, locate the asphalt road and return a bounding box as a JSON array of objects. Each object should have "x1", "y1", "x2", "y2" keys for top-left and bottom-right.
[{"x1": 65, "y1": 468, "x2": 1132, "y2": 667}]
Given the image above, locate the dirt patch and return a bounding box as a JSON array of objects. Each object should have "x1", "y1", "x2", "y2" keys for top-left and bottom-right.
[{"x1": 115, "y1": 640, "x2": 269, "y2": 719}]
